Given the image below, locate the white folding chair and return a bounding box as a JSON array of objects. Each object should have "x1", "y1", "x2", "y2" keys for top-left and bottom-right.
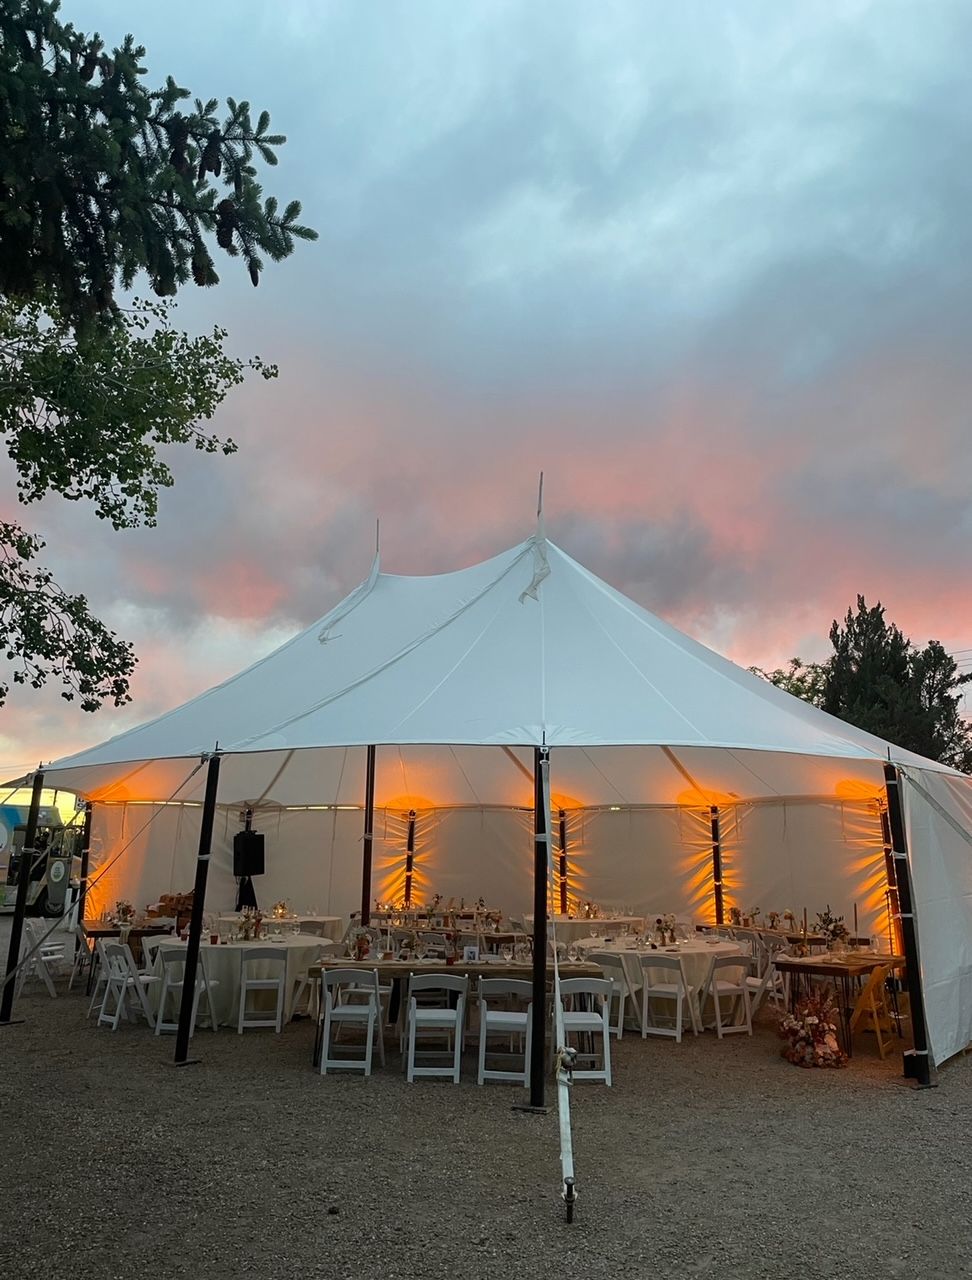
[
  {"x1": 237, "y1": 947, "x2": 287, "y2": 1033},
  {"x1": 17, "y1": 921, "x2": 64, "y2": 999},
  {"x1": 97, "y1": 941, "x2": 159, "y2": 1030},
  {"x1": 702, "y1": 953, "x2": 754, "y2": 1037},
  {"x1": 558, "y1": 977, "x2": 613, "y2": 1085},
  {"x1": 404, "y1": 973, "x2": 468, "y2": 1083},
  {"x1": 155, "y1": 946, "x2": 220, "y2": 1035},
  {"x1": 637, "y1": 953, "x2": 700, "y2": 1042},
  {"x1": 319, "y1": 968, "x2": 385, "y2": 1075},
  {"x1": 86, "y1": 939, "x2": 111, "y2": 1017},
  {"x1": 588, "y1": 951, "x2": 632, "y2": 1038},
  {"x1": 477, "y1": 978, "x2": 532, "y2": 1086},
  {"x1": 68, "y1": 925, "x2": 95, "y2": 991}
]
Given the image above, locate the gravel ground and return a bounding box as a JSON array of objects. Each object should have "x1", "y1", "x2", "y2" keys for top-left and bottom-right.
[{"x1": 3, "y1": 932, "x2": 972, "y2": 1280}]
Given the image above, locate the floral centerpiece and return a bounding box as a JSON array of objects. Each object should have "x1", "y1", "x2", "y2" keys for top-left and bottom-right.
[
  {"x1": 815, "y1": 905, "x2": 849, "y2": 947},
  {"x1": 728, "y1": 906, "x2": 741, "y2": 927},
  {"x1": 237, "y1": 907, "x2": 263, "y2": 941},
  {"x1": 779, "y1": 991, "x2": 846, "y2": 1068},
  {"x1": 767, "y1": 910, "x2": 781, "y2": 930},
  {"x1": 114, "y1": 900, "x2": 135, "y2": 924}
]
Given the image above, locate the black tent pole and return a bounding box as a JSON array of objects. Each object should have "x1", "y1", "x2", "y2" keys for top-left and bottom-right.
[
  {"x1": 528, "y1": 745, "x2": 549, "y2": 1109},
  {"x1": 359, "y1": 745, "x2": 377, "y2": 926},
  {"x1": 0, "y1": 769, "x2": 45, "y2": 1025},
  {"x1": 883, "y1": 762, "x2": 933, "y2": 1088},
  {"x1": 710, "y1": 805, "x2": 724, "y2": 926},
  {"x1": 76, "y1": 802, "x2": 94, "y2": 944},
  {"x1": 558, "y1": 809, "x2": 568, "y2": 915},
  {"x1": 403, "y1": 808, "x2": 416, "y2": 908},
  {"x1": 174, "y1": 752, "x2": 222, "y2": 1065}
]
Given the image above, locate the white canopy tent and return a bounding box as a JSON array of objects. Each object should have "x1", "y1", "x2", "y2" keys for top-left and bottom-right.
[{"x1": 32, "y1": 533, "x2": 972, "y2": 1068}]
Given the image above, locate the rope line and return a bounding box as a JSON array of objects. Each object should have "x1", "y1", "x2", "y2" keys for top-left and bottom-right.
[
  {"x1": 2, "y1": 759, "x2": 206, "y2": 999},
  {"x1": 540, "y1": 752, "x2": 577, "y2": 1218}
]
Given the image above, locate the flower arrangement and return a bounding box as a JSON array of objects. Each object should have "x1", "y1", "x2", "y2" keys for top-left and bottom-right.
[
  {"x1": 767, "y1": 911, "x2": 781, "y2": 930},
  {"x1": 779, "y1": 991, "x2": 846, "y2": 1068},
  {"x1": 815, "y1": 905, "x2": 849, "y2": 945},
  {"x1": 728, "y1": 906, "x2": 741, "y2": 927},
  {"x1": 783, "y1": 909, "x2": 796, "y2": 930},
  {"x1": 114, "y1": 900, "x2": 134, "y2": 923},
  {"x1": 237, "y1": 907, "x2": 263, "y2": 941}
]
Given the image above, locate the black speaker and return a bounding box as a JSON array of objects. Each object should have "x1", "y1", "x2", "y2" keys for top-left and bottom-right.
[{"x1": 233, "y1": 830, "x2": 265, "y2": 877}]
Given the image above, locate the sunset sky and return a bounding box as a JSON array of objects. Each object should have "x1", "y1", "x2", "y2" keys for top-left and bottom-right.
[{"x1": 3, "y1": 0, "x2": 971, "y2": 775}]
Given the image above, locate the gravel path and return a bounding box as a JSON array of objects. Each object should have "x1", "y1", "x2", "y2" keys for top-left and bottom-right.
[{"x1": 3, "y1": 962, "x2": 972, "y2": 1279}]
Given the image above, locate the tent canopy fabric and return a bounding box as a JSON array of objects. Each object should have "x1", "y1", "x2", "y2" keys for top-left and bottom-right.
[
  {"x1": 27, "y1": 530, "x2": 972, "y2": 1067},
  {"x1": 39, "y1": 534, "x2": 958, "y2": 805}
]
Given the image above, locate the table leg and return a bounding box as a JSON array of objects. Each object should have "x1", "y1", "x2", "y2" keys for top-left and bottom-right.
[{"x1": 840, "y1": 974, "x2": 853, "y2": 1057}]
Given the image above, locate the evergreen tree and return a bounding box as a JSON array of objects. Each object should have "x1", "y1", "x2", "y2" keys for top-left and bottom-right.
[
  {"x1": 0, "y1": 1, "x2": 316, "y2": 713},
  {"x1": 756, "y1": 596, "x2": 972, "y2": 772},
  {"x1": 0, "y1": 0, "x2": 316, "y2": 328}
]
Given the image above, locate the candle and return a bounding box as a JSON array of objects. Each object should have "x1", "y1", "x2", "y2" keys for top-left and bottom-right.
[
  {"x1": 853, "y1": 903, "x2": 858, "y2": 938},
  {"x1": 803, "y1": 907, "x2": 808, "y2": 934}
]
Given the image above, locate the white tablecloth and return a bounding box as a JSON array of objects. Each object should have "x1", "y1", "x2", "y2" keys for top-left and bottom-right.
[
  {"x1": 144, "y1": 934, "x2": 329, "y2": 1027},
  {"x1": 587, "y1": 938, "x2": 748, "y2": 1029},
  {"x1": 525, "y1": 915, "x2": 645, "y2": 942}
]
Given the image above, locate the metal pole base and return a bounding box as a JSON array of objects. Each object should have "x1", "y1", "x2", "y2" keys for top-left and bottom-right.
[
  {"x1": 563, "y1": 1177, "x2": 577, "y2": 1223},
  {"x1": 173, "y1": 1057, "x2": 202, "y2": 1068},
  {"x1": 901, "y1": 1049, "x2": 935, "y2": 1089},
  {"x1": 511, "y1": 1102, "x2": 549, "y2": 1115}
]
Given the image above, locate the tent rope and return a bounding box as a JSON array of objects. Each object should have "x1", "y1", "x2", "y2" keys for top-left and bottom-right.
[
  {"x1": 1, "y1": 758, "x2": 206, "y2": 999},
  {"x1": 540, "y1": 752, "x2": 578, "y2": 1222}
]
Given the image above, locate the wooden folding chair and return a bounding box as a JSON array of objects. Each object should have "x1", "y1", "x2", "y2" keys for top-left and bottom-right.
[{"x1": 849, "y1": 965, "x2": 892, "y2": 1058}]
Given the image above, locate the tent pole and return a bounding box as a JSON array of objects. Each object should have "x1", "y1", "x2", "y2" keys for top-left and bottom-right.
[
  {"x1": 558, "y1": 809, "x2": 568, "y2": 915},
  {"x1": 529, "y1": 746, "x2": 549, "y2": 1109},
  {"x1": 879, "y1": 803, "x2": 903, "y2": 955},
  {"x1": 403, "y1": 808, "x2": 416, "y2": 908},
  {"x1": 0, "y1": 769, "x2": 45, "y2": 1025},
  {"x1": 710, "y1": 806, "x2": 724, "y2": 925},
  {"x1": 174, "y1": 753, "x2": 222, "y2": 1065},
  {"x1": 883, "y1": 763, "x2": 933, "y2": 1088},
  {"x1": 76, "y1": 802, "x2": 94, "y2": 941},
  {"x1": 359, "y1": 745, "x2": 377, "y2": 926}
]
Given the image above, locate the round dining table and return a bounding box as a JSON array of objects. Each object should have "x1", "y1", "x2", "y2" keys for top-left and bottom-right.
[
  {"x1": 585, "y1": 936, "x2": 749, "y2": 1031},
  {"x1": 144, "y1": 933, "x2": 334, "y2": 1027}
]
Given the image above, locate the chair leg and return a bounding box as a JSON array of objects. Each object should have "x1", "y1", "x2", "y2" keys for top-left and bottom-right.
[
  {"x1": 674, "y1": 988, "x2": 683, "y2": 1044},
  {"x1": 406, "y1": 1015, "x2": 416, "y2": 1083},
  {"x1": 320, "y1": 1006, "x2": 332, "y2": 1074},
  {"x1": 477, "y1": 1015, "x2": 487, "y2": 1084},
  {"x1": 155, "y1": 975, "x2": 170, "y2": 1035},
  {"x1": 237, "y1": 982, "x2": 247, "y2": 1034},
  {"x1": 602, "y1": 1016, "x2": 612, "y2": 1087},
  {"x1": 363, "y1": 1006, "x2": 374, "y2": 1077}
]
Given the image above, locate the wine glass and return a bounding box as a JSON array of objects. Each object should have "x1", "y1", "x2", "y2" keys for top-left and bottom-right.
[{"x1": 501, "y1": 943, "x2": 513, "y2": 962}]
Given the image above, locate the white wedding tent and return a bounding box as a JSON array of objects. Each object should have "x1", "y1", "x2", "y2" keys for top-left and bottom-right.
[{"x1": 35, "y1": 533, "x2": 972, "y2": 1065}]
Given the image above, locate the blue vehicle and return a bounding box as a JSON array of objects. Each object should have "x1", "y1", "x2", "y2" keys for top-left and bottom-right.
[{"x1": 0, "y1": 805, "x2": 83, "y2": 917}]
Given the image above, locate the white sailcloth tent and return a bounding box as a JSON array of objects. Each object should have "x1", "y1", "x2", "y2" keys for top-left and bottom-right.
[{"x1": 39, "y1": 534, "x2": 972, "y2": 1065}]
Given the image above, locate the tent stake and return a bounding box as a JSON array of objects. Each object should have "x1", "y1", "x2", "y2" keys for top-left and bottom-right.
[
  {"x1": 0, "y1": 769, "x2": 45, "y2": 1025},
  {"x1": 883, "y1": 763, "x2": 933, "y2": 1088},
  {"x1": 173, "y1": 753, "x2": 222, "y2": 1065},
  {"x1": 710, "y1": 806, "x2": 724, "y2": 925},
  {"x1": 359, "y1": 745, "x2": 377, "y2": 926}
]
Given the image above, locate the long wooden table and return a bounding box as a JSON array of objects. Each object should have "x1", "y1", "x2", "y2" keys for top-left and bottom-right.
[
  {"x1": 80, "y1": 921, "x2": 175, "y2": 990},
  {"x1": 774, "y1": 952, "x2": 906, "y2": 1056}
]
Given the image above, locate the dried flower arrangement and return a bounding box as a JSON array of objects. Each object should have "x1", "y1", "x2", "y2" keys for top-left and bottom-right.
[{"x1": 779, "y1": 991, "x2": 846, "y2": 1068}]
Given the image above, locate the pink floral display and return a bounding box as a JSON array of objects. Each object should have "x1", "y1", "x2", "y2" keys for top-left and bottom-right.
[{"x1": 778, "y1": 991, "x2": 847, "y2": 1068}]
